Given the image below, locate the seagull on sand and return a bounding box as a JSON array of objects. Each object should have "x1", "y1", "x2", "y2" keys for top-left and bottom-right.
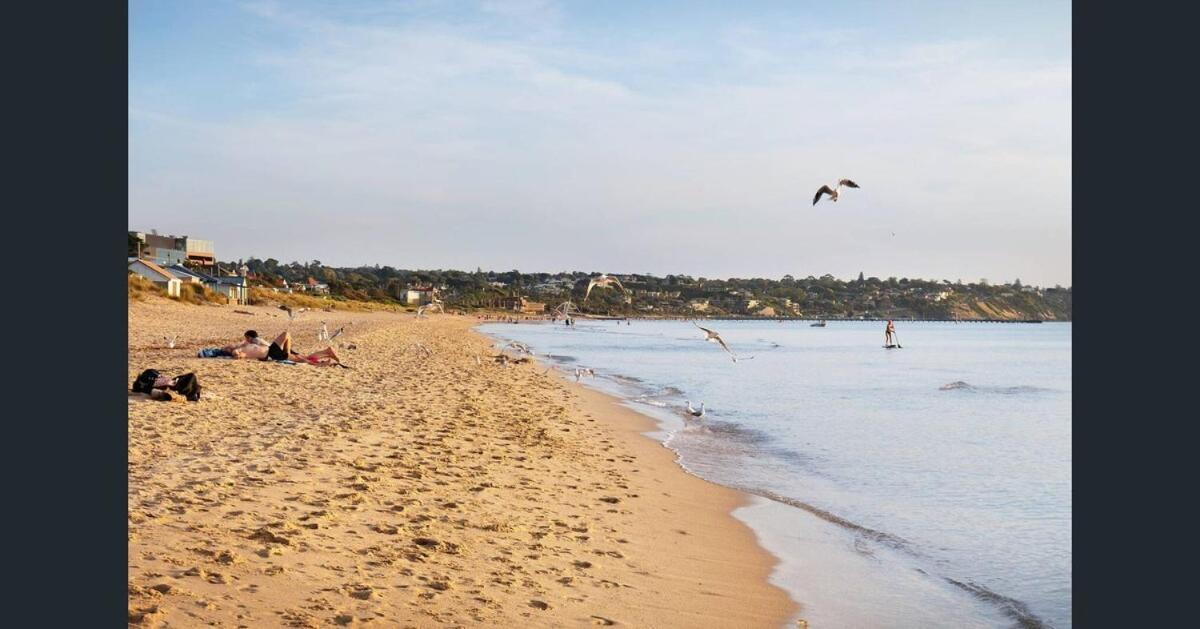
[
  {"x1": 693, "y1": 322, "x2": 740, "y2": 362},
  {"x1": 328, "y1": 326, "x2": 345, "y2": 341},
  {"x1": 318, "y1": 322, "x2": 329, "y2": 342},
  {"x1": 584, "y1": 274, "x2": 631, "y2": 302},
  {"x1": 812, "y1": 179, "x2": 860, "y2": 206},
  {"x1": 686, "y1": 400, "x2": 706, "y2": 418},
  {"x1": 164, "y1": 335, "x2": 177, "y2": 349}
]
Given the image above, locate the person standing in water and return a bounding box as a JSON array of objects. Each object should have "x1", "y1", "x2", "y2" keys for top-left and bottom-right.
[{"x1": 884, "y1": 320, "x2": 896, "y2": 346}]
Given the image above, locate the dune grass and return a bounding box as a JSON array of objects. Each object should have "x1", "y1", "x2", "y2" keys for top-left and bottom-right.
[
  {"x1": 128, "y1": 274, "x2": 158, "y2": 301},
  {"x1": 248, "y1": 287, "x2": 409, "y2": 313},
  {"x1": 176, "y1": 282, "x2": 230, "y2": 305}
]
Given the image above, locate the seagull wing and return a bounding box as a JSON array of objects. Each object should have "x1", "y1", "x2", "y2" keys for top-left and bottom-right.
[
  {"x1": 608, "y1": 275, "x2": 630, "y2": 294},
  {"x1": 585, "y1": 279, "x2": 597, "y2": 301},
  {"x1": 329, "y1": 327, "x2": 344, "y2": 340},
  {"x1": 813, "y1": 185, "x2": 835, "y2": 205},
  {"x1": 839, "y1": 179, "x2": 860, "y2": 188},
  {"x1": 714, "y1": 335, "x2": 734, "y2": 356}
]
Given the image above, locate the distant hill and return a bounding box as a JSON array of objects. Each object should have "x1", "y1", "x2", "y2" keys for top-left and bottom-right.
[{"x1": 231, "y1": 259, "x2": 1071, "y2": 321}]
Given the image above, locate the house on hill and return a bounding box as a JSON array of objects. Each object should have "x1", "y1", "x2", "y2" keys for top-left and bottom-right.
[
  {"x1": 296, "y1": 277, "x2": 330, "y2": 295},
  {"x1": 129, "y1": 258, "x2": 181, "y2": 297},
  {"x1": 129, "y1": 231, "x2": 215, "y2": 268}
]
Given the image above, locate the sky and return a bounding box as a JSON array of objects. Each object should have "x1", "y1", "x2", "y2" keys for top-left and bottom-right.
[{"x1": 129, "y1": 0, "x2": 1071, "y2": 287}]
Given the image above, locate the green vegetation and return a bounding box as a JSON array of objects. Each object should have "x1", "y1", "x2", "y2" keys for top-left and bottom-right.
[{"x1": 235, "y1": 259, "x2": 1072, "y2": 320}]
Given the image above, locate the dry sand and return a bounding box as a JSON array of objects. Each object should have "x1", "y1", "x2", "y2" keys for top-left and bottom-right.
[{"x1": 128, "y1": 299, "x2": 798, "y2": 627}]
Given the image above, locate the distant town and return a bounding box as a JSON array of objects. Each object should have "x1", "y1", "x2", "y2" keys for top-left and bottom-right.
[{"x1": 128, "y1": 230, "x2": 1071, "y2": 321}]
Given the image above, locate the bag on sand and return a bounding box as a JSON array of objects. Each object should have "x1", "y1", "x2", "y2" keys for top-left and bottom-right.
[
  {"x1": 131, "y1": 369, "x2": 161, "y2": 394},
  {"x1": 131, "y1": 369, "x2": 201, "y2": 402},
  {"x1": 170, "y1": 373, "x2": 202, "y2": 402}
]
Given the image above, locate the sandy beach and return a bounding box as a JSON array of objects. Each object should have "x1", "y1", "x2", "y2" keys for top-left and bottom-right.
[{"x1": 128, "y1": 299, "x2": 797, "y2": 627}]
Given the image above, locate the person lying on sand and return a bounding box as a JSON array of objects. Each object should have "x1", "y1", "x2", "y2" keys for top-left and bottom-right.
[{"x1": 225, "y1": 330, "x2": 343, "y2": 365}]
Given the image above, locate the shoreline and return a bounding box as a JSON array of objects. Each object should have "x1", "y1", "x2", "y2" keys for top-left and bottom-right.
[
  {"x1": 478, "y1": 318, "x2": 1067, "y2": 629},
  {"x1": 536, "y1": 363, "x2": 801, "y2": 627},
  {"x1": 128, "y1": 300, "x2": 797, "y2": 627}
]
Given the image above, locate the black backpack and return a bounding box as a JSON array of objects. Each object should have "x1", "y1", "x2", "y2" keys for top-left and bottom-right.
[
  {"x1": 131, "y1": 369, "x2": 201, "y2": 402},
  {"x1": 171, "y1": 373, "x2": 202, "y2": 402},
  {"x1": 131, "y1": 369, "x2": 160, "y2": 394}
]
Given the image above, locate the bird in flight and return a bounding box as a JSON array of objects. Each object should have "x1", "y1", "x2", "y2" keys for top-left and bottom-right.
[
  {"x1": 574, "y1": 367, "x2": 596, "y2": 381},
  {"x1": 584, "y1": 274, "x2": 631, "y2": 302},
  {"x1": 417, "y1": 302, "x2": 445, "y2": 318},
  {"x1": 813, "y1": 179, "x2": 860, "y2": 205},
  {"x1": 686, "y1": 400, "x2": 706, "y2": 418},
  {"x1": 693, "y1": 322, "x2": 740, "y2": 362},
  {"x1": 504, "y1": 341, "x2": 533, "y2": 355}
]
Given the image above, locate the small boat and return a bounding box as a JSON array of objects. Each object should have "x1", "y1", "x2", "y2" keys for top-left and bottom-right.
[{"x1": 810, "y1": 320, "x2": 827, "y2": 327}]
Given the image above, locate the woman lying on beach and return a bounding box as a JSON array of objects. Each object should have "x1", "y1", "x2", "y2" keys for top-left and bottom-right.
[{"x1": 222, "y1": 330, "x2": 343, "y2": 366}]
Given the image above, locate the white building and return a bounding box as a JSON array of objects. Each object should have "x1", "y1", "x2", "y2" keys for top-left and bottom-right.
[{"x1": 129, "y1": 258, "x2": 182, "y2": 297}]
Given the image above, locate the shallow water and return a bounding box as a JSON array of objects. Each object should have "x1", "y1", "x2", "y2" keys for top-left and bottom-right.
[{"x1": 481, "y1": 319, "x2": 1071, "y2": 628}]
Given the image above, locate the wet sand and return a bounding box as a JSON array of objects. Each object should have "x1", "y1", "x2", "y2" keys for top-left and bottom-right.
[{"x1": 128, "y1": 299, "x2": 797, "y2": 627}]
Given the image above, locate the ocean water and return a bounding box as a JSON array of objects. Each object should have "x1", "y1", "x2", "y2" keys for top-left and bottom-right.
[{"x1": 480, "y1": 319, "x2": 1071, "y2": 629}]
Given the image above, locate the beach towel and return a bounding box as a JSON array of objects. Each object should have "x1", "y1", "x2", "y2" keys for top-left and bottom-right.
[{"x1": 197, "y1": 348, "x2": 232, "y2": 358}]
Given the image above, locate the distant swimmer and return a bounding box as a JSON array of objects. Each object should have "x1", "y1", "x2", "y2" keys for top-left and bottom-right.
[{"x1": 812, "y1": 178, "x2": 860, "y2": 206}]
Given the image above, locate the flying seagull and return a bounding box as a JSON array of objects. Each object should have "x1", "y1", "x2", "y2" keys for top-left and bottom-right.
[
  {"x1": 553, "y1": 301, "x2": 577, "y2": 319},
  {"x1": 417, "y1": 302, "x2": 445, "y2": 318},
  {"x1": 574, "y1": 367, "x2": 596, "y2": 381},
  {"x1": 584, "y1": 274, "x2": 631, "y2": 301},
  {"x1": 328, "y1": 326, "x2": 345, "y2": 341},
  {"x1": 686, "y1": 400, "x2": 706, "y2": 418},
  {"x1": 813, "y1": 179, "x2": 860, "y2": 206},
  {"x1": 693, "y1": 322, "x2": 740, "y2": 362},
  {"x1": 279, "y1": 305, "x2": 309, "y2": 325},
  {"x1": 504, "y1": 341, "x2": 533, "y2": 355}
]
